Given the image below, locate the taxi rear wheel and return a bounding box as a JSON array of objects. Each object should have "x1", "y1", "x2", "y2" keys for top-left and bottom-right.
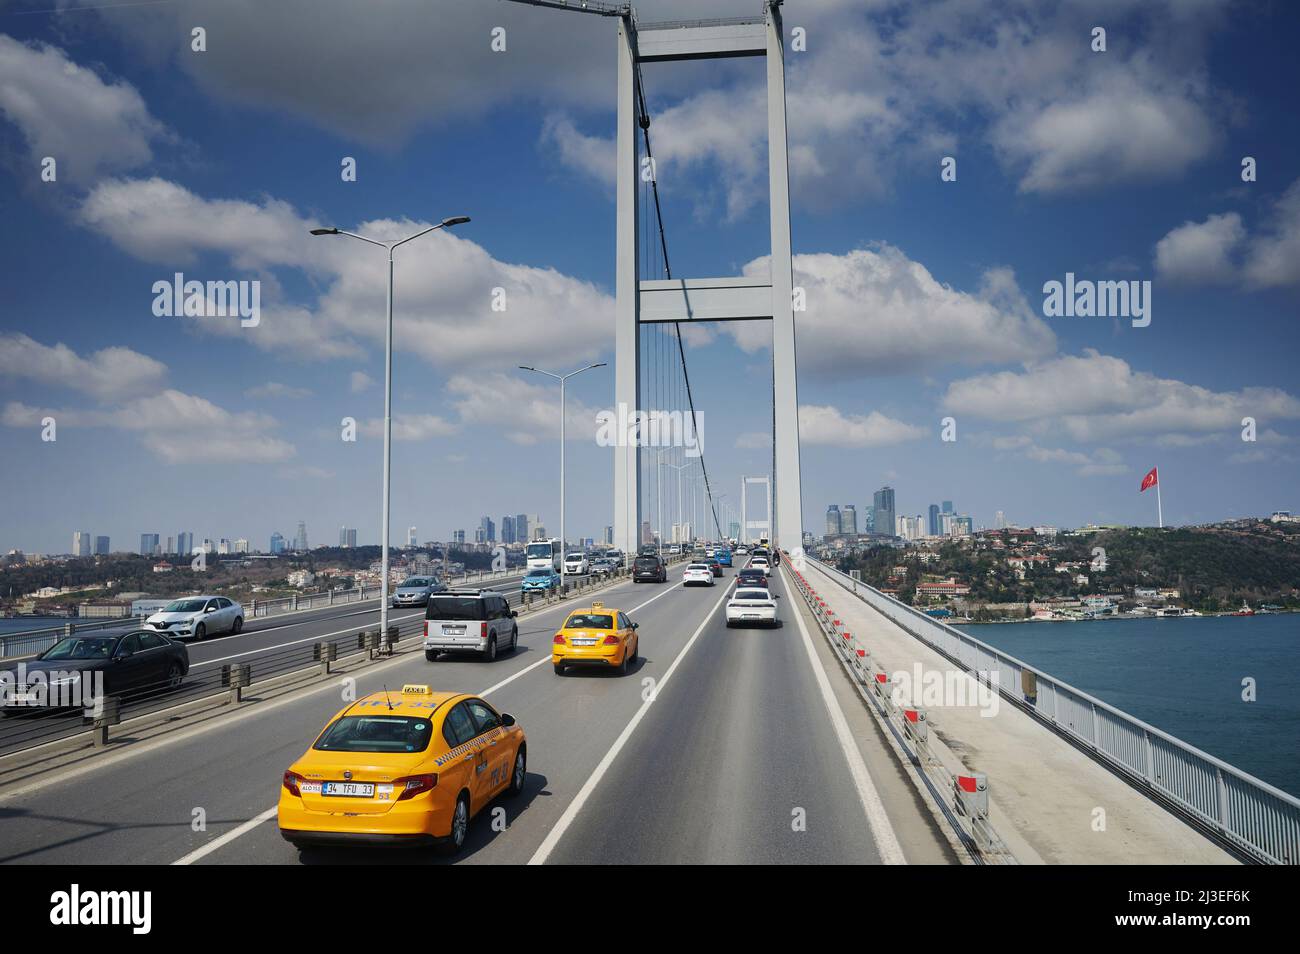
[
  {"x1": 441, "y1": 794, "x2": 470, "y2": 855},
  {"x1": 507, "y1": 745, "x2": 526, "y2": 797},
  {"x1": 553, "y1": 662, "x2": 566, "y2": 675}
]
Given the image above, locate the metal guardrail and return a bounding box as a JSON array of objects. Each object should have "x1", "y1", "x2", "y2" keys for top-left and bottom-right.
[
  {"x1": 804, "y1": 555, "x2": 1300, "y2": 865},
  {"x1": 786, "y1": 560, "x2": 1013, "y2": 862},
  {"x1": 0, "y1": 567, "x2": 529, "y2": 659}
]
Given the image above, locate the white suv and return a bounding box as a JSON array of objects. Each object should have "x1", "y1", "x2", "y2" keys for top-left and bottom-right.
[
  {"x1": 564, "y1": 553, "x2": 589, "y2": 575},
  {"x1": 423, "y1": 590, "x2": 519, "y2": 662}
]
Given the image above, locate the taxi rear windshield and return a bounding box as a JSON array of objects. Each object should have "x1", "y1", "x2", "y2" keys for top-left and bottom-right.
[
  {"x1": 564, "y1": 613, "x2": 614, "y2": 629},
  {"x1": 314, "y1": 715, "x2": 434, "y2": 753},
  {"x1": 426, "y1": 597, "x2": 486, "y2": 621}
]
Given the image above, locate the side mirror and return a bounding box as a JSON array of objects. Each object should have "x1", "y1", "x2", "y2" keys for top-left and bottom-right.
[
  {"x1": 501, "y1": 713, "x2": 516, "y2": 727},
  {"x1": 205, "y1": 606, "x2": 217, "y2": 613},
  {"x1": 510, "y1": 610, "x2": 518, "y2": 618},
  {"x1": 631, "y1": 622, "x2": 639, "y2": 629}
]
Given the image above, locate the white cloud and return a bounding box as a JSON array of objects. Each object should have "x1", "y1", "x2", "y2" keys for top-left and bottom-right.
[
  {"x1": 1152, "y1": 178, "x2": 1300, "y2": 289},
  {"x1": 0, "y1": 333, "x2": 167, "y2": 401},
  {"x1": 448, "y1": 373, "x2": 602, "y2": 445},
  {"x1": 944, "y1": 350, "x2": 1300, "y2": 442},
  {"x1": 1154, "y1": 212, "x2": 1245, "y2": 284},
  {"x1": 349, "y1": 371, "x2": 374, "y2": 393},
  {"x1": 78, "y1": 177, "x2": 614, "y2": 371},
  {"x1": 798, "y1": 405, "x2": 925, "y2": 447},
  {"x1": 0, "y1": 35, "x2": 168, "y2": 183},
  {"x1": 360, "y1": 414, "x2": 457, "y2": 442},
  {"x1": 3, "y1": 389, "x2": 294, "y2": 464},
  {"x1": 245, "y1": 382, "x2": 312, "y2": 400},
  {"x1": 724, "y1": 246, "x2": 1055, "y2": 375}
]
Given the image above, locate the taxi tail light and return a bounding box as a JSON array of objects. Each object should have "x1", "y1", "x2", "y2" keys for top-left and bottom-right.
[
  {"x1": 394, "y1": 773, "x2": 437, "y2": 800},
  {"x1": 553, "y1": 633, "x2": 566, "y2": 644},
  {"x1": 282, "y1": 770, "x2": 305, "y2": 797},
  {"x1": 602, "y1": 634, "x2": 620, "y2": 645}
]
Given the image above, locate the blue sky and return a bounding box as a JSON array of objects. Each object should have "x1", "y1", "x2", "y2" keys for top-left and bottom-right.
[{"x1": 1, "y1": 0, "x2": 1298, "y2": 554}]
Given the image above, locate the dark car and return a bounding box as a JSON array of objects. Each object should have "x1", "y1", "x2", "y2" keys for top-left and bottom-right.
[
  {"x1": 708, "y1": 558, "x2": 724, "y2": 577},
  {"x1": 1, "y1": 629, "x2": 189, "y2": 712},
  {"x1": 736, "y1": 568, "x2": 769, "y2": 588},
  {"x1": 633, "y1": 555, "x2": 667, "y2": 583}
]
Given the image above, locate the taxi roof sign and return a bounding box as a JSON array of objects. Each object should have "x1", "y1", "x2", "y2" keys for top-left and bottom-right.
[
  {"x1": 402, "y1": 684, "x2": 432, "y2": 694},
  {"x1": 591, "y1": 601, "x2": 604, "y2": 609}
]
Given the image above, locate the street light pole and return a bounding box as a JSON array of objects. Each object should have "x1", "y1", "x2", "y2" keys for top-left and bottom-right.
[
  {"x1": 310, "y1": 215, "x2": 470, "y2": 646},
  {"x1": 518, "y1": 363, "x2": 606, "y2": 594}
]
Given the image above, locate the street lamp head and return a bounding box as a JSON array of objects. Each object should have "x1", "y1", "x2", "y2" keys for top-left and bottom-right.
[
  {"x1": 518, "y1": 365, "x2": 536, "y2": 372},
  {"x1": 441, "y1": 216, "x2": 471, "y2": 227},
  {"x1": 309, "y1": 227, "x2": 339, "y2": 236}
]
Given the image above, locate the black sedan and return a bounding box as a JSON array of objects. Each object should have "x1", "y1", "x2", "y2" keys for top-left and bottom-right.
[{"x1": 1, "y1": 629, "x2": 190, "y2": 712}]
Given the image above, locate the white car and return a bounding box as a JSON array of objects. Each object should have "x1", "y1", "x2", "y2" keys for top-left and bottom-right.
[
  {"x1": 564, "y1": 554, "x2": 589, "y2": 575},
  {"x1": 726, "y1": 587, "x2": 779, "y2": 627},
  {"x1": 146, "y1": 595, "x2": 244, "y2": 640},
  {"x1": 682, "y1": 563, "x2": 714, "y2": 587},
  {"x1": 750, "y1": 556, "x2": 770, "y2": 572}
]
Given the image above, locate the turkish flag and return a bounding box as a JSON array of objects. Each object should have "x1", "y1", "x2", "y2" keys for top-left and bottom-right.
[{"x1": 1140, "y1": 467, "x2": 1159, "y2": 492}]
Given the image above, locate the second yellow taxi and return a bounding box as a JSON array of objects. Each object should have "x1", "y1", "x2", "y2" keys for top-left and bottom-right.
[
  {"x1": 278, "y1": 685, "x2": 526, "y2": 854},
  {"x1": 552, "y1": 600, "x2": 640, "y2": 675}
]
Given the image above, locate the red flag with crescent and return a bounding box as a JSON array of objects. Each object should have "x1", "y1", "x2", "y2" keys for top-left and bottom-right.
[{"x1": 1140, "y1": 467, "x2": 1158, "y2": 492}]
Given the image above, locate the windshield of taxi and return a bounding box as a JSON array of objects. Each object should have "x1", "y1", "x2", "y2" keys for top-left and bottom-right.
[
  {"x1": 314, "y1": 715, "x2": 434, "y2": 753},
  {"x1": 563, "y1": 613, "x2": 614, "y2": 629}
]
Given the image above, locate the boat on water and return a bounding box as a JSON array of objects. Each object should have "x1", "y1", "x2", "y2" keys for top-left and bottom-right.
[
  {"x1": 1156, "y1": 605, "x2": 1200, "y2": 618},
  {"x1": 1232, "y1": 601, "x2": 1255, "y2": 616}
]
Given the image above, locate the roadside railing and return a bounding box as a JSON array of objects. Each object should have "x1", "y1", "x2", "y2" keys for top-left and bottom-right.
[
  {"x1": 785, "y1": 559, "x2": 1014, "y2": 863},
  {"x1": 0, "y1": 567, "x2": 530, "y2": 660},
  {"x1": 804, "y1": 554, "x2": 1300, "y2": 866}
]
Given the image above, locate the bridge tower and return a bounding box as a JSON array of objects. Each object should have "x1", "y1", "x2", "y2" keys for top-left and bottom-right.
[{"x1": 614, "y1": 1, "x2": 804, "y2": 556}]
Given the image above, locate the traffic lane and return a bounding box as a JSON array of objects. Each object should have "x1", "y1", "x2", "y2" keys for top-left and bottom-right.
[
  {"x1": 182, "y1": 576, "x2": 530, "y2": 668},
  {"x1": 0, "y1": 575, "x2": 647, "y2": 864},
  {"x1": 546, "y1": 572, "x2": 886, "y2": 864},
  {"x1": 194, "y1": 574, "x2": 727, "y2": 864}
]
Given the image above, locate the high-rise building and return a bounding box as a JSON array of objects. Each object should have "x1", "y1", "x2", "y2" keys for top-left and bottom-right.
[
  {"x1": 407, "y1": 526, "x2": 417, "y2": 547},
  {"x1": 942, "y1": 500, "x2": 953, "y2": 515},
  {"x1": 452, "y1": 529, "x2": 466, "y2": 546},
  {"x1": 234, "y1": 538, "x2": 250, "y2": 553},
  {"x1": 94, "y1": 535, "x2": 110, "y2": 555},
  {"x1": 954, "y1": 515, "x2": 974, "y2": 537},
  {"x1": 294, "y1": 521, "x2": 308, "y2": 551},
  {"x1": 502, "y1": 515, "x2": 516, "y2": 545},
  {"x1": 480, "y1": 516, "x2": 495, "y2": 543},
  {"x1": 841, "y1": 505, "x2": 858, "y2": 535},
  {"x1": 825, "y1": 504, "x2": 841, "y2": 537},
  {"x1": 139, "y1": 533, "x2": 160, "y2": 556},
  {"x1": 475, "y1": 527, "x2": 487, "y2": 544},
  {"x1": 928, "y1": 504, "x2": 940, "y2": 536},
  {"x1": 863, "y1": 507, "x2": 875, "y2": 532},
  {"x1": 873, "y1": 486, "x2": 896, "y2": 539},
  {"x1": 270, "y1": 532, "x2": 285, "y2": 554},
  {"x1": 994, "y1": 510, "x2": 1007, "y2": 530},
  {"x1": 218, "y1": 538, "x2": 231, "y2": 555},
  {"x1": 515, "y1": 514, "x2": 529, "y2": 545},
  {"x1": 603, "y1": 525, "x2": 614, "y2": 545},
  {"x1": 73, "y1": 531, "x2": 90, "y2": 557},
  {"x1": 177, "y1": 531, "x2": 193, "y2": 556}
]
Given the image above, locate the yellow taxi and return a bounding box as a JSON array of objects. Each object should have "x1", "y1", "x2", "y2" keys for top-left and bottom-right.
[
  {"x1": 278, "y1": 685, "x2": 526, "y2": 854},
  {"x1": 552, "y1": 601, "x2": 639, "y2": 676}
]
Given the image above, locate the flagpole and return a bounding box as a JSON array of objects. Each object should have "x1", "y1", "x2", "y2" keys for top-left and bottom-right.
[{"x1": 1156, "y1": 476, "x2": 1163, "y2": 528}]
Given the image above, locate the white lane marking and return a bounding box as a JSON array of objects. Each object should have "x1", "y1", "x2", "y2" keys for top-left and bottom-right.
[
  {"x1": 173, "y1": 807, "x2": 278, "y2": 866},
  {"x1": 782, "y1": 565, "x2": 907, "y2": 865},
  {"x1": 527, "y1": 584, "x2": 733, "y2": 865},
  {"x1": 163, "y1": 577, "x2": 660, "y2": 863}
]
